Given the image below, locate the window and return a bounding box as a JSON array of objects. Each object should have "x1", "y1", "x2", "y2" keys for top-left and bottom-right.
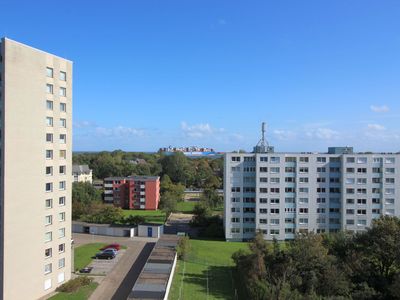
[
  {"x1": 260, "y1": 208, "x2": 268, "y2": 214},
  {"x1": 270, "y1": 167, "x2": 280, "y2": 173},
  {"x1": 372, "y1": 177, "x2": 381, "y2": 184},
  {"x1": 259, "y1": 188, "x2": 268, "y2": 193},
  {"x1": 270, "y1": 157, "x2": 280, "y2": 163},
  {"x1": 385, "y1": 157, "x2": 395, "y2": 164},
  {"x1": 285, "y1": 218, "x2": 295, "y2": 224},
  {"x1": 330, "y1": 167, "x2": 340, "y2": 173},
  {"x1": 346, "y1": 178, "x2": 355, "y2": 184},
  {"x1": 299, "y1": 187, "x2": 309, "y2": 193},
  {"x1": 46, "y1": 117, "x2": 53, "y2": 127},
  {"x1": 46, "y1": 100, "x2": 53, "y2": 110},
  {"x1": 346, "y1": 198, "x2": 354, "y2": 204},
  {"x1": 299, "y1": 157, "x2": 309, "y2": 163},
  {"x1": 270, "y1": 188, "x2": 280, "y2": 194},
  {"x1": 317, "y1": 177, "x2": 326, "y2": 183},
  {"x1": 299, "y1": 198, "x2": 308, "y2": 204},
  {"x1": 357, "y1": 198, "x2": 367, "y2": 204},
  {"x1": 45, "y1": 248, "x2": 52, "y2": 258},
  {"x1": 46, "y1": 67, "x2": 54, "y2": 78},
  {"x1": 45, "y1": 263, "x2": 52, "y2": 274},
  {"x1": 285, "y1": 167, "x2": 296, "y2": 173},
  {"x1": 386, "y1": 209, "x2": 395, "y2": 215},
  {"x1": 270, "y1": 178, "x2": 280, "y2": 184},
  {"x1": 270, "y1": 219, "x2": 280, "y2": 225},
  {"x1": 299, "y1": 177, "x2": 309, "y2": 183},
  {"x1": 260, "y1": 156, "x2": 268, "y2": 162},
  {"x1": 346, "y1": 219, "x2": 354, "y2": 225},
  {"x1": 386, "y1": 168, "x2": 395, "y2": 174},
  {"x1": 346, "y1": 157, "x2": 355, "y2": 163},
  {"x1": 59, "y1": 181, "x2": 66, "y2": 190},
  {"x1": 58, "y1": 258, "x2": 65, "y2": 269},
  {"x1": 231, "y1": 217, "x2": 240, "y2": 223},
  {"x1": 59, "y1": 212, "x2": 65, "y2": 222},
  {"x1": 385, "y1": 198, "x2": 395, "y2": 205},
  {"x1": 330, "y1": 208, "x2": 340, "y2": 213},
  {"x1": 299, "y1": 208, "x2": 308, "y2": 214},
  {"x1": 46, "y1": 84, "x2": 53, "y2": 94},
  {"x1": 372, "y1": 198, "x2": 381, "y2": 204},
  {"x1": 285, "y1": 197, "x2": 295, "y2": 203},
  {"x1": 385, "y1": 188, "x2": 395, "y2": 195},
  {"x1": 299, "y1": 167, "x2": 309, "y2": 173},
  {"x1": 60, "y1": 103, "x2": 66, "y2": 112},
  {"x1": 60, "y1": 134, "x2": 66, "y2": 144},
  {"x1": 372, "y1": 209, "x2": 380, "y2": 214},
  {"x1": 59, "y1": 228, "x2": 65, "y2": 238},
  {"x1": 357, "y1": 157, "x2": 367, "y2": 164},
  {"x1": 373, "y1": 167, "x2": 381, "y2": 173},
  {"x1": 46, "y1": 150, "x2": 53, "y2": 159},
  {"x1": 270, "y1": 229, "x2": 280, "y2": 235},
  {"x1": 58, "y1": 166, "x2": 66, "y2": 175},
  {"x1": 317, "y1": 208, "x2": 326, "y2": 213},
  {"x1": 286, "y1": 187, "x2": 295, "y2": 193},
  {"x1": 231, "y1": 228, "x2": 240, "y2": 233},
  {"x1": 45, "y1": 199, "x2": 52, "y2": 208},
  {"x1": 317, "y1": 167, "x2": 326, "y2": 173},
  {"x1": 260, "y1": 219, "x2": 267, "y2": 224},
  {"x1": 58, "y1": 243, "x2": 65, "y2": 253},
  {"x1": 386, "y1": 178, "x2": 395, "y2": 184},
  {"x1": 59, "y1": 87, "x2": 66, "y2": 97},
  {"x1": 259, "y1": 198, "x2": 268, "y2": 203},
  {"x1": 317, "y1": 157, "x2": 326, "y2": 163},
  {"x1": 270, "y1": 198, "x2": 280, "y2": 204},
  {"x1": 357, "y1": 219, "x2": 367, "y2": 226},
  {"x1": 259, "y1": 167, "x2": 268, "y2": 173},
  {"x1": 346, "y1": 168, "x2": 355, "y2": 173},
  {"x1": 59, "y1": 196, "x2": 66, "y2": 206},
  {"x1": 299, "y1": 218, "x2": 308, "y2": 224},
  {"x1": 45, "y1": 232, "x2": 52, "y2": 242},
  {"x1": 46, "y1": 166, "x2": 53, "y2": 176},
  {"x1": 357, "y1": 188, "x2": 366, "y2": 194},
  {"x1": 45, "y1": 215, "x2": 52, "y2": 225},
  {"x1": 357, "y1": 178, "x2": 367, "y2": 184},
  {"x1": 60, "y1": 118, "x2": 67, "y2": 128},
  {"x1": 45, "y1": 183, "x2": 53, "y2": 192},
  {"x1": 231, "y1": 156, "x2": 240, "y2": 162},
  {"x1": 231, "y1": 197, "x2": 240, "y2": 203},
  {"x1": 60, "y1": 150, "x2": 66, "y2": 159},
  {"x1": 317, "y1": 197, "x2": 326, "y2": 203},
  {"x1": 231, "y1": 166, "x2": 240, "y2": 172},
  {"x1": 373, "y1": 157, "x2": 382, "y2": 163},
  {"x1": 46, "y1": 133, "x2": 53, "y2": 143},
  {"x1": 60, "y1": 71, "x2": 67, "y2": 81},
  {"x1": 270, "y1": 208, "x2": 280, "y2": 214},
  {"x1": 260, "y1": 177, "x2": 268, "y2": 183}
]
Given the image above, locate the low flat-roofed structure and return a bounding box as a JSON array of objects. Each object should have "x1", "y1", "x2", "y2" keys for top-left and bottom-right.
[{"x1": 129, "y1": 235, "x2": 180, "y2": 300}]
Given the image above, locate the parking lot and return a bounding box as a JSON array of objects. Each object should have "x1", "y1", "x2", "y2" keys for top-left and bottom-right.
[
  {"x1": 87, "y1": 249, "x2": 126, "y2": 275},
  {"x1": 72, "y1": 233, "x2": 157, "y2": 300}
]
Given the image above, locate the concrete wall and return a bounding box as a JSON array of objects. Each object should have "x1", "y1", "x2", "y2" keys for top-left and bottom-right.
[{"x1": 72, "y1": 223, "x2": 136, "y2": 237}]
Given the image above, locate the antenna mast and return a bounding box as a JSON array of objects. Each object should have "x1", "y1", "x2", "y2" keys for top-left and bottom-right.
[{"x1": 253, "y1": 122, "x2": 272, "y2": 153}]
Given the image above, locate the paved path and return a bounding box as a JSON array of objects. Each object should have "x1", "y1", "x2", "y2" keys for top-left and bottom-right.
[{"x1": 164, "y1": 213, "x2": 198, "y2": 237}]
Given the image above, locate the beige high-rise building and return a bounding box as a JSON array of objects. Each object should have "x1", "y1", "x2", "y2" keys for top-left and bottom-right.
[{"x1": 0, "y1": 38, "x2": 72, "y2": 299}]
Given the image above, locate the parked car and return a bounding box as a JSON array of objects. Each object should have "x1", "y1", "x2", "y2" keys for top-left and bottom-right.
[
  {"x1": 95, "y1": 249, "x2": 116, "y2": 260},
  {"x1": 79, "y1": 267, "x2": 93, "y2": 273},
  {"x1": 100, "y1": 243, "x2": 121, "y2": 251},
  {"x1": 102, "y1": 248, "x2": 118, "y2": 255}
]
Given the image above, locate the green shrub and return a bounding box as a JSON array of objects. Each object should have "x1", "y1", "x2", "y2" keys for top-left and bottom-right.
[{"x1": 56, "y1": 276, "x2": 93, "y2": 293}]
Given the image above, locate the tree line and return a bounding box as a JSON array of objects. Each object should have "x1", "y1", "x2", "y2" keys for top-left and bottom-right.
[
  {"x1": 73, "y1": 150, "x2": 223, "y2": 189},
  {"x1": 233, "y1": 216, "x2": 400, "y2": 300}
]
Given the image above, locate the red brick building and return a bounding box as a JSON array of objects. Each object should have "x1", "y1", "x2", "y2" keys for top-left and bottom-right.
[{"x1": 103, "y1": 176, "x2": 160, "y2": 210}]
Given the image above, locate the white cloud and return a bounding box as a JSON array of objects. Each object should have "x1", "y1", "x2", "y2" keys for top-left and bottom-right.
[
  {"x1": 73, "y1": 120, "x2": 96, "y2": 128},
  {"x1": 181, "y1": 122, "x2": 224, "y2": 138},
  {"x1": 367, "y1": 124, "x2": 386, "y2": 131},
  {"x1": 305, "y1": 128, "x2": 339, "y2": 140},
  {"x1": 95, "y1": 126, "x2": 145, "y2": 138},
  {"x1": 370, "y1": 105, "x2": 389, "y2": 113},
  {"x1": 272, "y1": 129, "x2": 296, "y2": 141}
]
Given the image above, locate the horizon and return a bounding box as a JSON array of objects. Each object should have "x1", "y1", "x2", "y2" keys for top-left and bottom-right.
[{"x1": 2, "y1": 1, "x2": 400, "y2": 152}]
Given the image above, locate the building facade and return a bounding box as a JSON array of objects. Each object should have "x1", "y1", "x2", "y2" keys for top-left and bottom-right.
[
  {"x1": 0, "y1": 38, "x2": 72, "y2": 299},
  {"x1": 104, "y1": 176, "x2": 160, "y2": 210},
  {"x1": 224, "y1": 147, "x2": 400, "y2": 241},
  {"x1": 72, "y1": 164, "x2": 93, "y2": 183}
]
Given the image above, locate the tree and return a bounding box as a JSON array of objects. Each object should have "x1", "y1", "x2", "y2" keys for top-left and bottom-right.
[
  {"x1": 160, "y1": 152, "x2": 193, "y2": 184},
  {"x1": 72, "y1": 182, "x2": 102, "y2": 219},
  {"x1": 176, "y1": 236, "x2": 191, "y2": 260},
  {"x1": 159, "y1": 192, "x2": 177, "y2": 215},
  {"x1": 81, "y1": 204, "x2": 123, "y2": 224}
]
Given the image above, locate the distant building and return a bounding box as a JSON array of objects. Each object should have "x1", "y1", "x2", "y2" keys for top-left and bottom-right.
[
  {"x1": 72, "y1": 164, "x2": 92, "y2": 183},
  {"x1": 159, "y1": 146, "x2": 221, "y2": 158},
  {"x1": 92, "y1": 179, "x2": 104, "y2": 190},
  {"x1": 103, "y1": 176, "x2": 160, "y2": 210},
  {"x1": 224, "y1": 123, "x2": 400, "y2": 241}
]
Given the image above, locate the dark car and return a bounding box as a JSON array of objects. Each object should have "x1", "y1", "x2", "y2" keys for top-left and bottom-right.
[
  {"x1": 79, "y1": 267, "x2": 93, "y2": 273},
  {"x1": 100, "y1": 243, "x2": 121, "y2": 251},
  {"x1": 95, "y1": 249, "x2": 116, "y2": 260}
]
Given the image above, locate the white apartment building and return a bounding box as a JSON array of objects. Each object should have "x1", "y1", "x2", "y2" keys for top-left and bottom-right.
[
  {"x1": 224, "y1": 127, "x2": 400, "y2": 241},
  {"x1": 0, "y1": 38, "x2": 72, "y2": 299}
]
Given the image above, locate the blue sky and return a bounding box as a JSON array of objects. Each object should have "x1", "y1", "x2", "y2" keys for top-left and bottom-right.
[{"x1": 2, "y1": 1, "x2": 400, "y2": 152}]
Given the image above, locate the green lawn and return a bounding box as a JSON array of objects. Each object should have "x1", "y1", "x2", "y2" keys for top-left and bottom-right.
[
  {"x1": 168, "y1": 240, "x2": 249, "y2": 300},
  {"x1": 122, "y1": 209, "x2": 166, "y2": 224},
  {"x1": 74, "y1": 243, "x2": 107, "y2": 271},
  {"x1": 176, "y1": 201, "x2": 196, "y2": 213},
  {"x1": 48, "y1": 282, "x2": 98, "y2": 300}
]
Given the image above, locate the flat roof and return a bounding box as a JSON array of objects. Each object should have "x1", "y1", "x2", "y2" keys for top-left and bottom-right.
[{"x1": 104, "y1": 175, "x2": 160, "y2": 181}]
